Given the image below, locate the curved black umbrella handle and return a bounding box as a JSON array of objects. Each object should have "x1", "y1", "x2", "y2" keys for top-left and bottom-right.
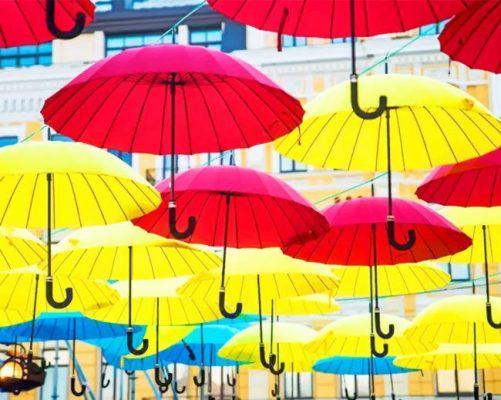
[
  {"x1": 193, "y1": 367, "x2": 206, "y2": 387},
  {"x1": 174, "y1": 382, "x2": 186, "y2": 394},
  {"x1": 387, "y1": 216, "x2": 416, "y2": 251},
  {"x1": 154, "y1": 365, "x2": 173, "y2": 389},
  {"x1": 46, "y1": 0, "x2": 86, "y2": 39},
  {"x1": 101, "y1": 371, "x2": 110, "y2": 388},
  {"x1": 474, "y1": 383, "x2": 480, "y2": 400},
  {"x1": 127, "y1": 327, "x2": 149, "y2": 356},
  {"x1": 345, "y1": 388, "x2": 358, "y2": 400},
  {"x1": 374, "y1": 309, "x2": 395, "y2": 339},
  {"x1": 259, "y1": 343, "x2": 272, "y2": 369},
  {"x1": 46, "y1": 277, "x2": 73, "y2": 309},
  {"x1": 371, "y1": 334, "x2": 389, "y2": 358},
  {"x1": 124, "y1": 370, "x2": 134, "y2": 376},
  {"x1": 158, "y1": 384, "x2": 169, "y2": 394},
  {"x1": 12, "y1": 389, "x2": 21, "y2": 396},
  {"x1": 350, "y1": 74, "x2": 387, "y2": 120},
  {"x1": 269, "y1": 361, "x2": 285, "y2": 376},
  {"x1": 70, "y1": 376, "x2": 86, "y2": 397},
  {"x1": 219, "y1": 288, "x2": 243, "y2": 319},
  {"x1": 226, "y1": 374, "x2": 236, "y2": 387},
  {"x1": 486, "y1": 302, "x2": 501, "y2": 329},
  {"x1": 168, "y1": 201, "x2": 196, "y2": 239}
]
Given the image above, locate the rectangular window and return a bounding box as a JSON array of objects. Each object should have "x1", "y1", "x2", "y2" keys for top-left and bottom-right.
[
  {"x1": 109, "y1": 149, "x2": 132, "y2": 166},
  {"x1": 0, "y1": 136, "x2": 18, "y2": 147},
  {"x1": 332, "y1": 37, "x2": 355, "y2": 44},
  {"x1": 279, "y1": 155, "x2": 307, "y2": 173},
  {"x1": 437, "y1": 369, "x2": 476, "y2": 395},
  {"x1": 189, "y1": 26, "x2": 223, "y2": 50},
  {"x1": 284, "y1": 372, "x2": 313, "y2": 399},
  {"x1": 439, "y1": 263, "x2": 471, "y2": 282},
  {"x1": 342, "y1": 375, "x2": 370, "y2": 398},
  {"x1": 283, "y1": 35, "x2": 307, "y2": 48},
  {"x1": 419, "y1": 20, "x2": 448, "y2": 35},
  {"x1": 206, "y1": 151, "x2": 234, "y2": 166},
  {"x1": 95, "y1": 0, "x2": 113, "y2": 12},
  {"x1": 0, "y1": 43, "x2": 52, "y2": 68},
  {"x1": 105, "y1": 33, "x2": 177, "y2": 56}
]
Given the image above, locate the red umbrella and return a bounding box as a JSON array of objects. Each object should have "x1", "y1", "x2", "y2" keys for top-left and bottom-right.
[
  {"x1": 283, "y1": 197, "x2": 471, "y2": 353},
  {"x1": 42, "y1": 44, "x2": 304, "y2": 239},
  {"x1": 0, "y1": 0, "x2": 95, "y2": 47},
  {"x1": 439, "y1": 0, "x2": 501, "y2": 74},
  {"x1": 416, "y1": 148, "x2": 501, "y2": 208},
  {"x1": 134, "y1": 165, "x2": 328, "y2": 319}
]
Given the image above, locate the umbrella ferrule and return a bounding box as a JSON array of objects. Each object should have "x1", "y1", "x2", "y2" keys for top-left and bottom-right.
[
  {"x1": 46, "y1": 276, "x2": 53, "y2": 282},
  {"x1": 387, "y1": 215, "x2": 395, "y2": 222},
  {"x1": 127, "y1": 327, "x2": 134, "y2": 333},
  {"x1": 350, "y1": 73, "x2": 358, "y2": 82},
  {"x1": 168, "y1": 201, "x2": 176, "y2": 209}
]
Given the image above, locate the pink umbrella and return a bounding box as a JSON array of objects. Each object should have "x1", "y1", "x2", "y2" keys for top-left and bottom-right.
[
  {"x1": 134, "y1": 165, "x2": 328, "y2": 321},
  {"x1": 42, "y1": 44, "x2": 304, "y2": 239},
  {"x1": 283, "y1": 197, "x2": 471, "y2": 355}
]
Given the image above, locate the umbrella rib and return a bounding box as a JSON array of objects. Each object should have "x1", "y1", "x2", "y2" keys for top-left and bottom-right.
[
  {"x1": 407, "y1": 107, "x2": 433, "y2": 168},
  {"x1": 293, "y1": 0, "x2": 307, "y2": 36},
  {"x1": 394, "y1": 108, "x2": 406, "y2": 171},
  {"x1": 80, "y1": 173, "x2": 107, "y2": 225},
  {"x1": 320, "y1": 112, "x2": 352, "y2": 169},
  {"x1": 129, "y1": 74, "x2": 158, "y2": 152},
  {"x1": 211, "y1": 194, "x2": 225, "y2": 246},
  {"x1": 112, "y1": 177, "x2": 148, "y2": 215},
  {"x1": 179, "y1": 79, "x2": 194, "y2": 155},
  {"x1": 232, "y1": 194, "x2": 240, "y2": 248},
  {"x1": 392, "y1": 0, "x2": 406, "y2": 32},
  {"x1": 0, "y1": 175, "x2": 23, "y2": 226},
  {"x1": 87, "y1": 247, "x2": 104, "y2": 280},
  {"x1": 255, "y1": 195, "x2": 288, "y2": 246},
  {"x1": 175, "y1": 247, "x2": 194, "y2": 275},
  {"x1": 440, "y1": 107, "x2": 480, "y2": 157},
  {"x1": 66, "y1": 173, "x2": 83, "y2": 227},
  {"x1": 460, "y1": 110, "x2": 500, "y2": 147},
  {"x1": 24, "y1": 173, "x2": 39, "y2": 229},
  {"x1": 97, "y1": 175, "x2": 128, "y2": 220},
  {"x1": 244, "y1": 196, "x2": 263, "y2": 248},
  {"x1": 13, "y1": 0, "x2": 39, "y2": 44}
]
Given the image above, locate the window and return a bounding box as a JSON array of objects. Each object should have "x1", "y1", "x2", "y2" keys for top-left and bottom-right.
[
  {"x1": 49, "y1": 133, "x2": 73, "y2": 142},
  {"x1": 284, "y1": 372, "x2": 313, "y2": 399},
  {"x1": 161, "y1": 155, "x2": 179, "y2": 178},
  {"x1": 189, "y1": 26, "x2": 223, "y2": 50},
  {"x1": 279, "y1": 155, "x2": 307, "y2": 173},
  {"x1": 342, "y1": 375, "x2": 370, "y2": 398},
  {"x1": 0, "y1": 43, "x2": 52, "y2": 68},
  {"x1": 419, "y1": 20, "x2": 448, "y2": 35},
  {"x1": 105, "y1": 33, "x2": 177, "y2": 56},
  {"x1": 95, "y1": 0, "x2": 112, "y2": 12},
  {"x1": 436, "y1": 369, "x2": 476, "y2": 395},
  {"x1": 109, "y1": 149, "x2": 132, "y2": 166},
  {"x1": 206, "y1": 151, "x2": 234, "y2": 166},
  {"x1": 439, "y1": 263, "x2": 471, "y2": 282},
  {"x1": 283, "y1": 35, "x2": 307, "y2": 48},
  {"x1": 331, "y1": 37, "x2": 355, "y2": 44},
  {"x1": 0, "y1": 136, "x2": 18, "y2": 147}
]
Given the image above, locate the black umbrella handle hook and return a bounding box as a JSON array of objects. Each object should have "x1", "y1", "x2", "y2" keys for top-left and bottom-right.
[
  {"x1": 271, "y1": 383, "x2": 279, "y2": 397},
  {"x1": 168, "y1": 201, "x2": 196, "y2": 239},
  {"x1": 193, "y1": 367, "x2": 206, "y2": 387},
  {"x1": 174, "y1": 382, "x2": 186, "y2": 394},
  {"x1": 374, "y1": 309, "x2": 395, "y2": 339},
  {"x1": 155, "y1": 365, "x2": 173, "y2": 389},
  {"x1": 101, "y1": 371, "x2": 111, "y2": 389},
  {"x1": 371, "y1": 334, "x2": 389, "y2": 358},
  {"x1": 259, "y1": 343, "x2": 272, "y2": 369},
  {"x1": 46, "y1": 0, "x2": 86, "y2": 39},
  {"x1": 70, "y1": 376, "x2": 86, "y2": 397},
  {"x1": 219, "y1": 288, "x2": 243, "y2": 319},
  {"x1": 486, "y1": 302, "x2": 501, "y2": 329},
  {"x1": 46, "y1": 277, "x2": 73, "y2": 309},
  {"x1": 387, "y1": 217, "x2": 416, "y2": 251},
  {"x1": 269, "y1": 361, "x2": 285, "y2": 376},
  {"x1": 345, "y1": 388, "x2": 358, "y2": 400},
  {"x1": 350, "y1": 75, "x2": 387, "y2": 120},
  {"x1": 226, "y1": 373, "x2": 236, "y2": 387},
  {"x1": 127, "y1": 327, "x2": 149, "y2": 356}
]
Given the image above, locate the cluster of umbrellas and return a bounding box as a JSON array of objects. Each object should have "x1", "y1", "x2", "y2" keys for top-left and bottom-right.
[{"x1": 0, "y1": 0, "x2": 500, "y2": 398}]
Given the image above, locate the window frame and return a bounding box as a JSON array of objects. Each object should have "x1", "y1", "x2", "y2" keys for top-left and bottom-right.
[
  {"x1": 279, "y1": 155, "x2": 307, "y2": 173},
  {"x1": 0, "y1": 43, "x2": 52, "y2": 68},
  {"x1": 105, "y1": 32, "x2": 177, "y2": 56},
  {"x1": 189, "y1": 26, "x2": 223, "y2": 49}
]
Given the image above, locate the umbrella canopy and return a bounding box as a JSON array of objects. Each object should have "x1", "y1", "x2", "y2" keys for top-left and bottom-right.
[
  {"x1": 87, "y1": 278, "x2": 222, "y2": 326},
  {"x1": 41, "y1": 44, "x2": 304, "y2": 155},
  {"x1": 417, "y1": 148, "x2": 501, "y2": 207},
  {"x1": 0, "y1": 0, "x2": 95, "y2": 48},
  {"x1": 45, "y1": 222, "x2": 221, "y2": 280},
  {"x1": 134, "y1": 166, "x2": 327, "y2": 247},
  {"x1": 0, "y1": 141, "x2": 160, "y2": 228},
  {"x1": 439, "y1": 0, "x2": 501, "y2": 74},
  {"x1": 0, "y1": 227, "x2": 46, "y2": 271},
  {"x1": 394, "y1": 344, "x2": 501, "y2": 370},
  {"x1": 218, "y1": 322, "x2": 317, "y2": 366},
  {"x1": 177, "y1": 248, "x2": 339, "y2": 315},
  {"x1": 307, "y1": 314, "x2": 433, "y2": 358},
  {"x1": 314, "y1": 356, "x2": 414, "y2": 376},
  {"x1": 283, "y1": 197, "x2": 471, "y2": 266},
  {"x1": 245, "y1": 360, "x2": 313, "y2": 373},
  {"x1": 0, "y1": 309, "x2": 33, "y2": 330},
  {"x1": 207, "y1": 0, "x2": 476, "y2": 39},
  {"x1": 274, "y1": 74, "x2": 501, "y2": 172},
  {"x1": 404, "y1": 295, "x2": 501, "y2": 344},
  {"x1": 331, "y1": 262, "x2": 451, "y2": 297},
  {"x1": 0, "y1": 312, "x2": 132, "y2": 341}
]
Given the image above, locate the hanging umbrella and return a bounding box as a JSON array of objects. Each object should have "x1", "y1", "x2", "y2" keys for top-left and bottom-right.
[
  {"x1": 439, "y1": 207, "x2": 501, "y2": 328},
  {"x1": 40, "y1": 221, "x2": 218, "y2": 356},
  {"x1": 136, "y1": 166, "x2": 328, "y2": 319},
  {"x1": 0, "y1": 227, "x2": 46, "y2": 271},
  {"x1": 42, "y1": 43, "x2": 304, "y2": 240},
  {"x1": 0, "y1": 0, "x2": 95, "y2": 47},
  {"x1": 0, "y1": 141, "x2": 160, "y2": 309},
  {"x1": 416, "y1": 147, "x2": 501, "y2": 207},
  {"x1": 404, "y1": 295, "x2": 501, "y2": 400},
  {"x1": 439, "y1": 0, "x2": 501, "y2": 74},
  {"x1": 331, "y1": 262, "x2": 450, "y2": 298},
  {"x1": 275, "y1": 74, "x2": 500, "y2": 250},
  {"x1": 0, "y1": 308, "x2": 33, "y2": 332},
  {"x1": 283, "y1": 197, "x2": 471, "y2": 343}
]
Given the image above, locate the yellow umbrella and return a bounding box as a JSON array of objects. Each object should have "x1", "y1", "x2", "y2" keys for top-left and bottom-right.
[
  {"x1": 0, "y1": 308, "x2": 34, "y2": 328},
  {"x1": 177, "y1": 248, "x2": 339, "y2": 315},
  {"x1": 331, "y1": 262, "x2": 451, "y2": 297},
  {"x1": 0, "y1": 227, "x2": 46, "y2": 271},
  {"x1": 0, "y1": 141, "x2": 160, "y2": 310},
  {"x1": 440, "y1": 207, "x2": 501, "y2": 328},
  {"x1": 274, "y1": 74, "x2": 501, "y2": 251},
  {"x1": 307, "y1": 314, "x2": 434, "y2": 358},
  {"x1": 270, "y1": 294, "x2": 340, "y2": 316}
]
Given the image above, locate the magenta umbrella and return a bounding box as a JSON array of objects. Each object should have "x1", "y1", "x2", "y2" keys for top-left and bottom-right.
[
  {"x1": 42, "y1": 44, "x2": 304, "y2": 239},
  {"x1": 134, "y1": 165, "x2": 328, "y2": 321},
  {"x1": 283, "y1": 197, "x2": 471, "y2": 355}
]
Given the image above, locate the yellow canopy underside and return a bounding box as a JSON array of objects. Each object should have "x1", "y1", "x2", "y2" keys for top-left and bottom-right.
[
  {"x1": 394, "y1": 344, "x2": 501, "y2": 370},
  {"x1": 218, "y1": 323, "x2": 317, "y2": 364},
  {"x1": 331, "y1": 263, "x2": 450, "y2": 297},
  {"x1": 0, "y1": 269, "x2": 119, "y2": 313},
  {"x1": 404, "y1": 295, "x2": 501, "y2": 344},
  {"x1": 274, "y1": 74, "x2": 501, "y2": 172},
  {"x1": 0, "y1": 308, "x2": 35, "y2": 327},
  {"x1": 0, "y1": 142, "x2": 160, "y2": 228},
  {"x1": 45, "y1": 223, "x2": 221, "y2": 280},
  {"x1": 244, "y1": 361, "x2": 314, "y2": 373},
  {"x1": 0, "y1": 227, "x2": 46, "y2": 271},
  {"x1": 307, "y1": 314, "x2": 434, "y2": 357}
]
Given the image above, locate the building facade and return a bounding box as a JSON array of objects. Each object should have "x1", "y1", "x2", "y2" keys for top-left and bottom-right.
[{"x1": 0, "y1": 1, "x2": 500, "y2": 399}]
